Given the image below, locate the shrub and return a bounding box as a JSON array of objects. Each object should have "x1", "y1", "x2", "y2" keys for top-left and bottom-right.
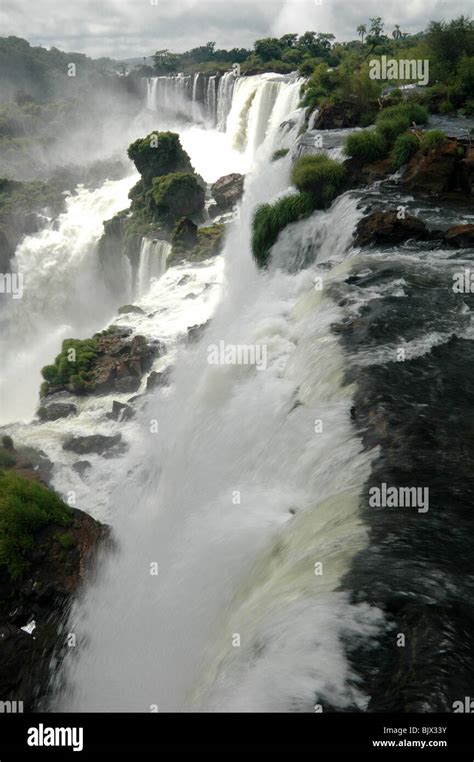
[
  {"x1": 376, "y1": 103, "x2": 429, "y2": 126},
  {"x1": 40, "y1": 337, "x2": 101, "y2": 393},
  {"x1": 1, "y1": 435, "x2": 13, "y2": 451},
  {"x1": 0, "y1": 471, "x2": 72, "y2": 578},
  {"x1": 376, "y1": 115, "x2": 411, "y2": 143},
  {"x1": 272, "y1": 148, "x2": 289, "y2": 162},
  {"x1": 291, "y1": 154, "x2": 346, "y2": 207},
  {"x1": 251, "y1": 193, "x2": 314, "y2": 268},
  {"x1": 56, "y1": 531, "x2": 76, "y2": 550},
  {"x1": 421, "y1": 129, "x2": 448, "y2": 152},
  {"x1": 0, "y1": 449, "x2": 16, "y2": 468},
  {"x1": 390, "y1": 133, "x2": 420, "y2": 169},
  {"x1": 344, "y1": 130, "x2": 387, "y2": 162}
]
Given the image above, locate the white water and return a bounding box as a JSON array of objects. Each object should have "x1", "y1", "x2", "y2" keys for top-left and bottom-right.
[
  {"x1": 49, "y1": 77, "x2": 384, "y2": 713},
  {"x1": 0, "y1": 176, "x2": 136, "y2": 424},
  {"x1": 136, "y1": 238, "x2": 171, "y2": 298}
]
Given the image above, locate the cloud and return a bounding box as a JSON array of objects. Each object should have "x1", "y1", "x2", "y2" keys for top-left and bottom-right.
[{"x1": 0, "y1": 0, "x2": 471, "y2": 59}]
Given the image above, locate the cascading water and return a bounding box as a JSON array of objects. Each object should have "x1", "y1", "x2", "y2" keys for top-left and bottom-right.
[
  {"x1": 216, "y1": 71, "x2": 237, "y2": 131},
  {"x1": 136, "y1": 238, "x2": 171, "y2": 298},
  {"x1": 52, "y1": 79, "x2": 383, "y2": 713},
  {"x1": 0, "y1": 176, "x2": 135, "y2": 424}
]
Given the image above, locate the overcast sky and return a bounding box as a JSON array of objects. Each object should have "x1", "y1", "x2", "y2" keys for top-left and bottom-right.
[{"x1": 0, "y1": 0, "x2": 470, "y2": 59}]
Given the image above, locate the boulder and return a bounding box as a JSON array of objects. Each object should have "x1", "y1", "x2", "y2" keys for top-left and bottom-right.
[
  {"x1": 37, "y1": 402, "x2": 78, "y2": 421},
  {"x1": 62, "y1": 433, "x2": 126, "y2": 457},
  {"x1": 172, "y1": 217, "x2": 198, "y2": 250},
  {"x1": 117, "y1": 304, "x2": 145, "y2": 315},
  {"x1": 72, "y1": 460, "x2": 91, "y2": 476},
  {"x1": 354, "y1": 211, "x2": 429, "y2": 247},
  {"x1": 211, "y1": 173, "x2": 244, "y2": 211}
]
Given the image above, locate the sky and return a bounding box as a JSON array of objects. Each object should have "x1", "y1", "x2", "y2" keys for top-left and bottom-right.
[{"x1": 0, "y1": 0, "x2": 470, "y2": 60}]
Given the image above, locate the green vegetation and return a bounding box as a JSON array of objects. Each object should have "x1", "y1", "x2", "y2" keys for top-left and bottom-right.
[
  {"x1": 169, "y1": 222, "x2": 225, "y2": 264},
  {"x1": 151, "y1": 173, "x2": 204, "y2": 220},
  {"x1": 345, "y1": 103, "x2": 429, "y2": 163},
  {"x1": 421, "y1": 129, "x2": 448, "y2": 152},
  {"x1": 0, "y1": 471, "x2": 72, "y2": 578},
  {"x1": 390, "y1": 133, "x2": 420, "y2": 169},
  {"x1": 1, "y1": 435, "x2": 13, "y2": 450},
  {"x1": 0, "y1": 449, "x2": 16, "y2": 468},
  {"x1": 345, "y1": 130, "x2": 387, "y2": 162},
  {"x1": 40, "y1": 337, "x2": 101, "y2": 394},
  {"x1": 251, "y1": 193, "x2": 314, "y2": 268},
  {"x1": 272, "y1": 148, "x2": 289, "y2": 162},
  {"x1": 291, "y1": 154, "x2": 346, "y2": 207},
  {"x1": 56, "y1": 531, "x2": 76, "y2": 550}
]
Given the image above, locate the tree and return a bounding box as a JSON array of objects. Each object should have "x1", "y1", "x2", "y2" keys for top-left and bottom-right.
[
  {"x1": 392, "y1": 25, "x2": 402, "y2": 41},
  {"x1": 152, "y1": 49, "x2": 180, "y2": 74},
  {"x1": 357, "y1": 24, "x2": 367, "y2": 43},
  {"x1": 254, "y1": 37, "x2": 284, "y2": 62}
]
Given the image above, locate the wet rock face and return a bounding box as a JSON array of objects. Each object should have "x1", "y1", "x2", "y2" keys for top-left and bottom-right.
[
  {"x1": 0, "y1": 450, "x2": 106, "y2": 710},
  {"x1": 402, "y1": 138, "x2": 471, "y2": 198},
  {"x1": 211, "y1": 173, "x2": 244, "y2": 211},
  {"x1": 106, "y1": 400, "x2": 135, "y2": 421},
  {"x1": 312, "y1": 100, "x2": 369, "y2": 130},
  {"x1": 354, "y1": 211, "x2": 429, "y2": 247},
  {"x1": 62, "y1": 433, "x2": 126, "y2": 457},
  {"x1": 444, "y1": 224, "x2": 474, "y2": 248}
]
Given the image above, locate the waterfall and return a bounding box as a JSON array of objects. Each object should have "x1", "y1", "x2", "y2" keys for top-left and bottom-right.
[
  {"x1": 0, "y1": 176, "x2": 135, "y2": 424},
  {"x1": 136, "y1": 238, "x2": 171, "y2": 297},
  {"x1": 192, "y1": 72, "x2": 201, "y2": 122},
  {"x1": 205, "y1": 75, "x2": 217, "y2": 126},
  {"x1": 55, "y1": 86, "x2": 378, "y2": 712},
  {"x1": 216, "y1": 71, "x2": 236, "y2": 131}
]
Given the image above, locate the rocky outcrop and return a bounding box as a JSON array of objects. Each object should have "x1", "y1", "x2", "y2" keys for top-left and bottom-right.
[
  {"x1": 146, "y1": 367, "x2": 173, "y2": 391},
  {"x1": 312, "y1": 100, "x2": 373, "y2": 130},
  {"x1": 354, "y1": 211, "x2": 430, "y2": 247},
  {"x1": 41, "y1": 326, "x2": 165, "y2": 398},
  {"x1": 117, "y1": 304, "x2": 145, "y2": 315},
  {"x1": 0, "y1": 445, "x2": 106, "y2": 709},
  {"x1": 171, "y1": 217, "x2": 198, "y2": 249},
  {"x1": 63, "y1": 433, "x2": 126, "y2": 457},
  {"x1": 211, "y1": 173, "x2": 244, "y2": 212}
]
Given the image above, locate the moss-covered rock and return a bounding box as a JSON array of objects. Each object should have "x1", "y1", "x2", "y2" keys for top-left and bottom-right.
[
  {"x1": 251, "y1": 193, "x2": 314, "y2": 269},
  {"x1": 168, "y1": 222, "x2": 225, "y2": 265},
  {"x1": 151, "y1": 172, "x2": 205, "y2": 221},
  {"x1": 291, "y1": 154, "x2": 346, "y2": 208},
  {"x1": 127, "y1": 131, "x2": 194, "y2": 187}
]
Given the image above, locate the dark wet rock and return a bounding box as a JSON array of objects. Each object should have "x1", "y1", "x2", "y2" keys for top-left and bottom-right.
[
  {"x1": 117, "y1": 304, "x2": 145, "y2": 315},
  {"x1": 146, "y1": 367, "x2": 173, "y2": 391},
  {"x1": 72, "y1": 460, "x2": 91, "y2": 476},
  {"x1": 178, "y1": 275, "x2": 191, "y2": 286},
  {"x1": 184, "y1": 292, "x2": 197, "y2": 299},
  {"x1": 343, "y1": 156, "x2": 393, "y2": 190},
  {"x1": 312, "y1": 100, "x2": 371, "y2": 130},
  {"x1": 211, "y1": 173, "x2": 244, "y2": 211},
  {"x1": 186, "y1": 321, "x2": 210, "y2": 343},
  {"x1": 0, "y1": 229, "x2": 14, "y2": 273},
  {"x1": 171, "y1": 217, "x2": 198, "y2": 250},
  {"x1": 37, "y1": 402, "x2": 78, "y2": 422},
  {"x1": 62, "y1": 433, "x2": 126, "y2": 457},
  {"x1": 13, "y1": 446, "x2": 54, "y2": 486},
  {"x1": 444, "y1": 224, "x2": 474, "y2": 248},
  {"x1": 106, "y1": 400, "x2": 135, "y2": 421},
  {"x1": 354, "y1": 211, "x2": 429, "y2": 247}
]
